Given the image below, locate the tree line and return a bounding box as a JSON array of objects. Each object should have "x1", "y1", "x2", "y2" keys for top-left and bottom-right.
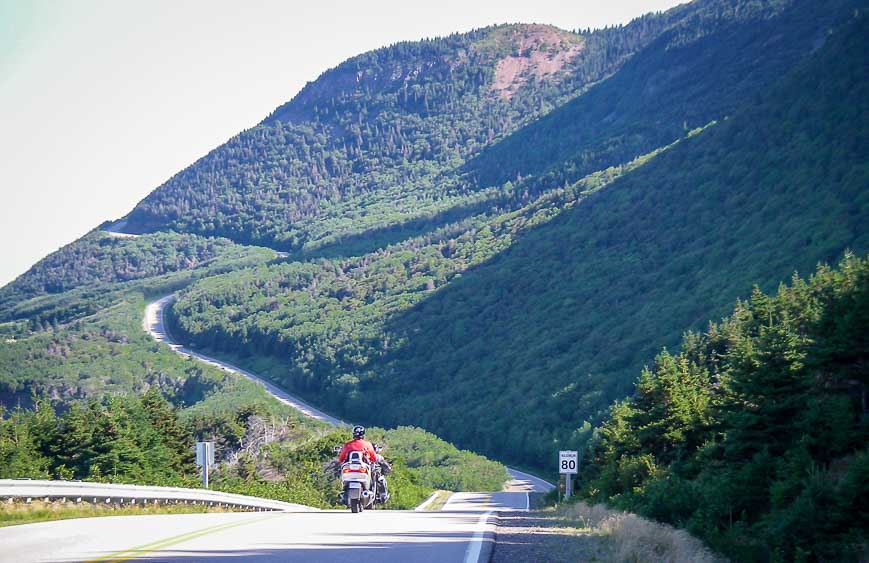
[{"x1": 580, "y1": 254, "x2": 868, "y2": 561}]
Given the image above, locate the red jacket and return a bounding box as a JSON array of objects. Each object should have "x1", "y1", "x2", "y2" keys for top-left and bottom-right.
[{"x1": 338, "y1": 438, "x2": 377, "y2": 464}]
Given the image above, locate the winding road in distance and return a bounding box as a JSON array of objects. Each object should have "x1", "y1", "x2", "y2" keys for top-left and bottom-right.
[
  {"x1": 143, "y1": 295, "x2": 345, "y2": 426},
  {"x1": 1, "y1": 245, "x2": 554, "y2": 562},
  {"x1": 144, "y1": 294, "x2": 555, "y2": 494}
]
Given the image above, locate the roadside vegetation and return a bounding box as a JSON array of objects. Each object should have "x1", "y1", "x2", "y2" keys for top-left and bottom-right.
[
  {"x1": 0, "y1": 231, "x2": 507, "y2": 513},
  {"x1": 417, "y1": 490, "x2": 451, "y2": 511},
  {"x1": 0, "y1": 389, "x2": 507, "y2": 511},
  {"x1": 560, "y1": 501, "x2": 723, "y2": 563},
  {"x1": 580, "y1": 254, "x2": 869, "y2": 561}
]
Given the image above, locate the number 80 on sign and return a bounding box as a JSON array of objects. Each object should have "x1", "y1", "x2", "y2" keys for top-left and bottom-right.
[{"x1": 559, "y1": 450, "x2": 578, "y2": 474}]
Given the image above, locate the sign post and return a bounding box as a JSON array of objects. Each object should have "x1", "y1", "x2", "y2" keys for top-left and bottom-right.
[
  {"x1": 559, "y1": 450, "x2": 578, "y2": 500},
  {"x1": 196, "y1": 441, "x2": 215, "y2": 488}
]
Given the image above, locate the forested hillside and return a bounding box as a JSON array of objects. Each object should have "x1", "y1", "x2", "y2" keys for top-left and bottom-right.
[
  {"x1": 0, "y1": 232, "x2": 260, "y2": 312},
  {"x1": 464, "y1": 0, "x2": 848, "y2": 191},
  {"x1": 581, "y1": 255, "x2": 868, "y2": 561},
  {"x1": 161, "y1": 0, "x2": 867, "y2": 467},
  {"x1": 119, "y1": 18, "x2": 662, "y2": 249},
  {"x1": 119, "y1": 0, "x2": 824, "y2": 257},
  {"x1": 366, "y1": 6, "x2": 869, "y2": 463}
]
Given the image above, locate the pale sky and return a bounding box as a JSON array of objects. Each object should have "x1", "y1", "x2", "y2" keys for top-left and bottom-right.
[{"x1": 0, "y1": 0, "x2": 685, "y2": 288}]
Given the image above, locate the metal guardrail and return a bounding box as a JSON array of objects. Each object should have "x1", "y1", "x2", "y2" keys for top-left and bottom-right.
[{"x1": 0, "y1": 480, "x2": 316, "y2": 512}]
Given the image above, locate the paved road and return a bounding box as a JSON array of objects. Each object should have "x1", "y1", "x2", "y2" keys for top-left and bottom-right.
[
  {"x1": 505, "y1": 468, "x2": 555, "y2": 493},
  {"x1": 144, "y1": 296, "x2": 345, "y2": 426},
  {"x1": 104, "y1": 220, "x2": 139, "y2": 238},
  {"x1": 0, "y1": 492, "x2": 527, "y2": 563}
]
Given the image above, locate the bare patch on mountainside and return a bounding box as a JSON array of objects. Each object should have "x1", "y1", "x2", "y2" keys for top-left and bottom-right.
[{"x1": 479, "y1": 25, "x2": 584, "y2": 100}]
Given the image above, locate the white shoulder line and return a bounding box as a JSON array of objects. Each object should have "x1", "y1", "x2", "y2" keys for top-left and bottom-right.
[
  {"x1": 414, "y1": 491, "x2": 440, "y2": 511},
  {"x1": 463, "y1": 509, "x2": 495, "y2": 563}
]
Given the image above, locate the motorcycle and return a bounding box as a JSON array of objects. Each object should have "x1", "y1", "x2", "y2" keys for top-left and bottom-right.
[{"x1": 334, "y1": 444, "x2": 389, "y2": 513}]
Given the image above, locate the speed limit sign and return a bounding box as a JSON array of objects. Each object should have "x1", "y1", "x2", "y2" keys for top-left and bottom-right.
[{"x1": 559, "y1": 450, "x2": 578, "y2": 474}]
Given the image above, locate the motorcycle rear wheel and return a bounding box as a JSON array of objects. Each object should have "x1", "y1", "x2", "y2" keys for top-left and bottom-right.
[{"x1": 350, "y1": 499, "x2": 362, "y2": 513}]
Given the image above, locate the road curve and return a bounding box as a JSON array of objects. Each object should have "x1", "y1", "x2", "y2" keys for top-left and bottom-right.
[
  {"x1": 104, "y1": 220, "x2": 140, "y2": 238},
  {"x1": 505, "y1": 468, "x2": 555, "y2": 493},
  {"x1": 144, "y1": 295, "x2": 345, "y2": 426},
  {"x1": 0, "y1": 493, "x2": 528, "y2": 563},
  {"x1": 145, "y1": 293, "x2": 556, "y2": 493},
  {"x1": 147, "y1": 295, "x2": 558, "y2": 493}
]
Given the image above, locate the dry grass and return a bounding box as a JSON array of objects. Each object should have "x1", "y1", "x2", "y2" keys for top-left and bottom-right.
[
  {"x1": 557, "y1": 502, "x2": 726, "y2": 563},
  {"x1": 0, "y1": 499, "x2": 236, "y2": 528},
  {"x1": 422, "y1": 490, "x2": 453, "y2": 511}
]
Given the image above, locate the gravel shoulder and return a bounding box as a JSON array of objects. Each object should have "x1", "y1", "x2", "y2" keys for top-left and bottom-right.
[{"x1": 491, "y1": 507, "x2": 613, "y2": 563}]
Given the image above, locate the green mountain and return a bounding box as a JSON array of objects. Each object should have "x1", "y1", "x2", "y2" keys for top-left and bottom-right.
[
  {"x1": 1, "y1": 0, "x2": 866, "y2": 490},
  {"x1": 119, "y1": 0, "x2": 821, "y2": 255},
  {"x1": 153, "y1": 0, "x2": 867, "y2": 466},
  {"x1": 119, "y1": 17, "x2": 676, "y2": 250}
]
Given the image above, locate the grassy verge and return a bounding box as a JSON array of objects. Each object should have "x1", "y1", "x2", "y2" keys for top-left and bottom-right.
[
  {"x1": 418, "y1": 490, "x2": 452, "y2": 511},
  {"x1": 553, "y1": 501, "x2": 724, "y2": 563},
  {"x1": 0, "y1": 499, "x2": 237, "y2": 528}
]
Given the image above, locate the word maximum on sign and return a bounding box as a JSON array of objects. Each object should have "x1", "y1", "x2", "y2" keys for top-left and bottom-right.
[{"x1": 559, "y1": 450, "x2": 578, "y2": 474}]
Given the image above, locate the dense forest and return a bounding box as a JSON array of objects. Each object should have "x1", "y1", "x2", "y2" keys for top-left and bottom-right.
[
  {"x1": 580, "y1": 255, "x2": 868, "y2": 561},
  {"x1": 0, "y1": 232, "x2": 244, "y2": 306},
  {"x1": 0, "y1": 232, "x2": 276, "y2": 332},
  {"x1": 464, "y1": 0, "x2": 850, "y2": 192},
  {"x1": 163, "y1": 3, "x2": 867, "y2": 467},
  {"x1": 120, "y1": 0, "x2": 828, "y2": 257}
]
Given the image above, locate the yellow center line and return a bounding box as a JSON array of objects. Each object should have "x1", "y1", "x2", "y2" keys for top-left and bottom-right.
[{"x1": 86, "y1": 513, "x2": 282, "y2": 563}]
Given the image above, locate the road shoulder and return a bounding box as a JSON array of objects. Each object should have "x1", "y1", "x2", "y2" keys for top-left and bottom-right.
[{"x1": 490, "y1": 507, "x2": 612, "y2": 563}]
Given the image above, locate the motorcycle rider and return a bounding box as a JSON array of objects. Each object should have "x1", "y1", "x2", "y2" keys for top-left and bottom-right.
[{"x1": 338, "y1": 425, "x2": 390, "y2": 502}]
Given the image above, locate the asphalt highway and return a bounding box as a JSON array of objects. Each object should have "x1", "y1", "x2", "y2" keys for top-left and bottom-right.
[{"x1": 0, "y1": 492, "x2": 528, "y2": 563}]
